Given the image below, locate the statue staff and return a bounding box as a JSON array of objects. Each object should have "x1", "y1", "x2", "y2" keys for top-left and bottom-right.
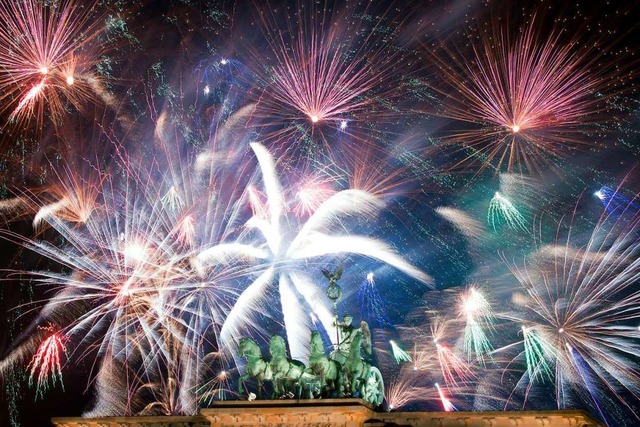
[{"x1": 322, "y1": 266, "x2": 343, "y2": 348}]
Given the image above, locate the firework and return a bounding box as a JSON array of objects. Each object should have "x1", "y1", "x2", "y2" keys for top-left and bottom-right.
[
  {"x1": 500, "y1": 194, "x2": 640, "y2": 420},
  {"x1": 435, "y1": 382, "x2": 456, "y2": 412},
  {"x1": 410, "y1": 343, "x2": 437, "y2": 373},
  {"x1": 521, "y1": 326, "x2": 554, "y2": 383},
  {"x1": 0, "y1": 0, "x2": 107, "y2": 127},
  {"x1": 244, "y1": 0, "x2": 414, "y2": 166},
  {"x1": 385, "y1": 375, "x2": 418, "y2": 411},
  {"x1": 0, "y1": 141, "x2": 242, "y2": 413},
  {"x1": 594, "y1": 185, "x2": 639, "y2": 218},
  {"x1": 195, "y1": 56, "x2": 249, "y2": 114},
  {"x1": 27, "y1": 330, "x2": 66, "y2": 399},
  {"x1": 210, "y1": 142, "x2": 432, "y2": 361},
  {"x1": 432, "y1": 15, "x2": 630, "y2": 174},
  {"x1": 459, "y1": 287, "x2": 494, "y2": 364},
  {"x1": 358, "y1": 272, "x2": 392, "y2": 328},
  {"x1": 390, "y1": 340, "x2": 413, "y2": 364},
  {"x1": 435, "y1": 341, "x2": 475, "y2": 387},
  {"x1": 292, "y1": 174, "x2": 337, "y2": 218},
  {"x1": 488, "y1": 192, "x2": 528, "y2": 232}
]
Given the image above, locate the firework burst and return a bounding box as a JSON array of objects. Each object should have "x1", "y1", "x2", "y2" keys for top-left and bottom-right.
[
  {"x1": 0, "y1": 0, "x2": 107, "y2": 128},
  {"x1": 244, "y1": 0, "x2": 415, "y2": 167},
  {"x1": 358, "y1": 272, "x2": 392, "y2": 328},
  {"x1": 500, "y1": 194, "x2": 640, "y2": 419},
  {"x1": 432, "y1": 15, "x2": 631, "y2": 174},
  {"x1": 27, "y1": 328, "x2": 66, "y2": 399},
  {"x1": 458, "y1": 287, "x2": 494, "y2": 364},
  {"x1": 488, "y1": 192, "x2": 528, "y2": 232}
]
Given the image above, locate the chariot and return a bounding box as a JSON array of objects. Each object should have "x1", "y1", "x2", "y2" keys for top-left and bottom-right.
[{"x1": 237, "y1": 267, "x2": 384, "y2": 406}]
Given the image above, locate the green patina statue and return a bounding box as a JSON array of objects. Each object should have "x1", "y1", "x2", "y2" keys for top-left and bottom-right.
[
  {"x1": 236, "y1": 267, "x2": 384, "y2": 406},
  {"x1": 306, "y1": 331, "x2": 343, "y2": 397}
]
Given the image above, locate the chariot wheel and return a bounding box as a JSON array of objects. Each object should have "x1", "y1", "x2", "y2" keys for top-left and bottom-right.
[{"x1": 361, "y1": 366, "x2": 384, "y2": 406}]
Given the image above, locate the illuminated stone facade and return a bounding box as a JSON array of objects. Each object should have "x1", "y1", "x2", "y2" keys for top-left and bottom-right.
[{"x1": 52, "y1": 399, "x2": 603, "y2": 427}]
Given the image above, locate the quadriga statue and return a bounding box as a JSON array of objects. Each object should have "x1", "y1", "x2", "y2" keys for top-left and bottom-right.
[{"x1": 237, "y1": 324, "x2": 384, "y2": 406}]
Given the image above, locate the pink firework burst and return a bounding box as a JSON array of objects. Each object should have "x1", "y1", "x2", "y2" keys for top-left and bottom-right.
[
  {"x1": 432, "y1": 15, "x2": 632, "y2": 174},
  {"x1": 245, "y1": 0, "x2": 416, "y2": 166},
  {"x1": 27, "y1": 329, "x2": 67, "y2": 399},
  {"x1": 0, "y1": 0, "x2": 105, "y2": 128}
]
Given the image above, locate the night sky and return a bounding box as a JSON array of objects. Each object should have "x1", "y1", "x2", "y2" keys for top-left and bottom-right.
[{"x1": 1, "y1": 1, "x2": 640, "y2": 426}]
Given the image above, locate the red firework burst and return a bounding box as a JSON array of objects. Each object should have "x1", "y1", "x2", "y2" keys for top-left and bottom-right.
[{"x1": 27, "y1": 329, "x2": 67, "y2": 399}]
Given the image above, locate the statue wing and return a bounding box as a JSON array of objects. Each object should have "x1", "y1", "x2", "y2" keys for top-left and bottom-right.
[{"x1": 322, "y1": 266, "x2": 342, "y2": 280}]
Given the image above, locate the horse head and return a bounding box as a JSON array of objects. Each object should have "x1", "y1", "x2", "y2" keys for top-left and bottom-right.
[
  {"x1": 348, "y1": 330, "x2": 363, "y2": 359},
  {"x1": 239, "y1": 337, "x2": 258, "y2": 358},
  {"x1": 310, "y1": 331, "x2": 325, "y2": 356},
  {"x1": 269, "y1": 335, "x2": 286, "y2": 358}
]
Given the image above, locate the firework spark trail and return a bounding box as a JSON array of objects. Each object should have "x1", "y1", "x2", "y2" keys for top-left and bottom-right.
[
  {"x1": 135, "y1": 376, "x2": 181, "y2": 416},
  {"x1": 195, "y1": 56, "x2": 249, "y2": 116},
  {"x1": 0, "y1": 0, "x2": 106, "y2": 126},
  {"x1": 390, "y1": 340, "x2": 412, "y2": 364},
  {"x1": 435, "y1": 206, "x2": 485, "y2": 242},
  {"x1": 432, "y1": 15, "x2": 629, "y2": 173},
  {"x1": 459, "y1": 287, "x2": 494, "y2": 364},
  {"x1": 435, "y1": 341, "x2": 475, "y2": 387},
  {"x1": 293, "y1": 175, "x2": 337, "y2": 218},
  {"x1": 566, "y1": 344, "x2": 608, "y2": 424},
  {"x1": 521, "y1": 326, "x2": 553, "y2": 383},
  {"x1": 358, "y1": 272, "x2": 392, "y2": 328},
  {"x1": 197, "y1": 367, "x2": 237, "y2": 406},
  {"x1": 435, "y1": 382, "x2": 456, "y2": 411},
  {"x1": 385, "y1": 376, "x2": 419, "y2": 411},
  {"x1": 410, "y1": 344, "x2": 437, "y2": 373},
  {"x1": 594, "y1": 186, "x2": 639, "y2": 218},
  {"x1": 27, "y1": 331, "x2": 66, "y2": 399},
  {"x1": 10, "y1": 80, "x2": 47, "y2": 121},
  {"x1": 488, "y1": 192, "x2": 528, "y2": 232},
  {"x1": 463, "y1": 318, "x2": 492, "y2": 365}
]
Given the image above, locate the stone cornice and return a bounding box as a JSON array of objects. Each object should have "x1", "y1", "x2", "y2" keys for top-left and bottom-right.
[{"x1": 52, "y1": 400, "x2": 603, "y2": 427}]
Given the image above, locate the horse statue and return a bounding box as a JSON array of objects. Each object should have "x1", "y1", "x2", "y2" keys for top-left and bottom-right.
[
  {"x1": 342, "y1": 330, "x2": 370, "y2": 397},
  {"x1": 305, "y1": 331, "x2": 343, "y2": 398},
  {"x1": 269, "y1": 335, "x2": 306, "y2": 398},
  {"x1": 238, "y1": 337, "x2": 272, "y2": 397}
]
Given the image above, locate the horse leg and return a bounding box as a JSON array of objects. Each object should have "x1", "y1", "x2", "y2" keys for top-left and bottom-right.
[
  {"x1": 352, "y1": 374, "x2": 358, "y2": 397},
  {"x1": 352, "y1": 366, "x2": 363, "y2": 397},
  {"x1": 238, "y1": 374, "x2": 247, "y2": 395},
  {"x1": 330, "y1": 361, "x2": 341, "y2": 397},
  {"x1": 272, "y1": 376, "x2": 281, "y2": 399}
]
